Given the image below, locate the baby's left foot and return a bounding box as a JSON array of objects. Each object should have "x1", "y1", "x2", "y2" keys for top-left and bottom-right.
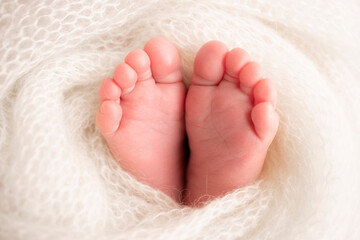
[{"x1": 185, "y1": 41, "x2": 279, "y2": 205}]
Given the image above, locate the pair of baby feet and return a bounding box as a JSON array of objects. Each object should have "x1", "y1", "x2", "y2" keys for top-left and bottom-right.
[{"x1": 96, "y1": 37, "x2": 279, "y2": 206}]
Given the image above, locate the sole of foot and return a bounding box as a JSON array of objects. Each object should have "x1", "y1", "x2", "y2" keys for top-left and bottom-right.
[
  {"x1": 184, "y1": 40, "x2": 279, "y2": 206},
  {"x1": 96, "y1": 37, "x2": 186, "y2": 201}
]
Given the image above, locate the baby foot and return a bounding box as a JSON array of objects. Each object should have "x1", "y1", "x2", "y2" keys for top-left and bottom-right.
[
  {"x1": 184, "y1": 41, "x2": 279, "y2": 206},
  {"x1": 96, "y1": 37, "x2": 186, "y2": 201}
]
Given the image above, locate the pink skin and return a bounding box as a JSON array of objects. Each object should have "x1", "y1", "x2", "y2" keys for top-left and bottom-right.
[
  {"x1": 96, "y1": 37, "x2": 186, "y2": 201},
  {"x1": 184, "y1": 41, "x2": 279, "y2": 206},
  {"x1": 96, "y1": 38, "x2": 279, "y2": 206}
]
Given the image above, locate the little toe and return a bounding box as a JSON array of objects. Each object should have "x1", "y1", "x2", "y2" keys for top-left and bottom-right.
[
  {"x1": 253, "y1": 78, "x2": 277, "y2": 106},
  {"x1": 238, "y1": 61, "x2": 263, "y2": 88},
  {"x1": 223, "y1": 48, "x2": 250, "y2": 83},
  {"x1": 191, "y1": 40, "x2": 228, "y2": 86},
  {"x1": 125, "y1": 49, "x2": 152, "y2": 81},
  {"x1": 113, "y1": 63, "x2": 137, "y2": 94},
  {"x1": 96, "y1": 100, "x2": 122, "y2": 136},
  {"x1": 98, "y1": 77, "x2": 121, "y2": 103},
  {"x1": 251, "y1": 102, "x2": 279, "y2": 142},
  {"x1": 144, "y1": 37, "x2": 182, "y2": 83}
]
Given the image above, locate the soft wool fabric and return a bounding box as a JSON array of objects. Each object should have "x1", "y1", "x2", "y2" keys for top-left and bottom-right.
[{"x1": 1, "y1": 0, "x2": 360, "y2": 239}]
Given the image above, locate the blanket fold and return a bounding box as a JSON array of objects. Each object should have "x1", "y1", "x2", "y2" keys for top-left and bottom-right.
[{"x1": 0, "y1": 0, "x2": 359, "y2": 239}]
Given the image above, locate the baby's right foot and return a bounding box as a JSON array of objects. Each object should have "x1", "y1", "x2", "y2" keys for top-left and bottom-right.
[
  {"x1": 185, "y1": 41, "x2": 279, "y2": 206},
  {"x1": 96, "y1": 38, "x2": 186, "y2": 201}
]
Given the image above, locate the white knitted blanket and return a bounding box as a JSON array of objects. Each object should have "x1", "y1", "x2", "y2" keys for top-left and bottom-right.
[{"x1": 1, "y1": 0, "x2": 360, "y2": 239}]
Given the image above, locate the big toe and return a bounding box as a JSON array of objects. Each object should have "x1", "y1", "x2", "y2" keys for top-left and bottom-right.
[
  {"x1": 192, "y1": 40, "x2": 228, "y2": 86},
  {"x1": 144, "y1": 37, "x2": 182, "y2": 83}
]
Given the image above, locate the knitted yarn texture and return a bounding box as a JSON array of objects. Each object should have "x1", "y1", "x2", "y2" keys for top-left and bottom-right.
[{"x1": 1, "y1": 0, "x2": 360, "y2": 239}]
